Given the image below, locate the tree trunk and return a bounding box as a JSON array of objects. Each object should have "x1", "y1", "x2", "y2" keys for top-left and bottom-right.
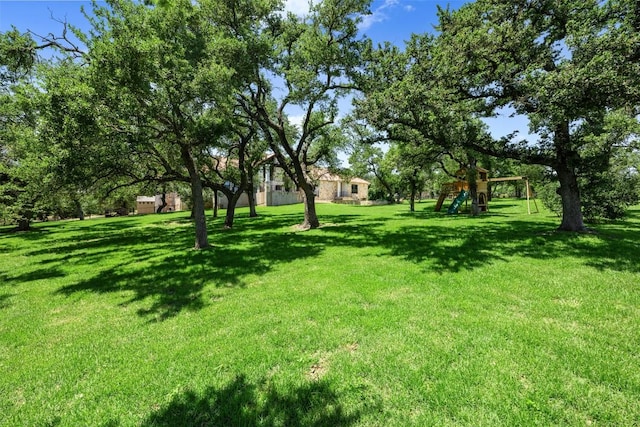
[
  {"x1": 224, "y1": 202, "x2": 236, "y2": 229},
  {"x1": 556, "y1": 164, "x2": 587, "y2": 231},
  {"x1": 554, "y1": 122, "x2": 587, "y2": 232},
  {"x1": 17, "y1": 218, "x2": 30, "y2": 231},
  {"x1": 409, "y1": 168, "x2": 422, "y2": 212},
  {"x1": 190, "y1": 182, "x2": 208, "y2": 248},
  {"x1": 469, "y1": 182, "x2": 479, "y2": 216},
  {"x1": 213, "y1": 191, "x2": 218, "y2": 218},
  {"x1": 374, "y1": 169, "x2": 395, "y2": 202},
  {"x1": 156, "y1": 191, "x2": 167, "y2": 213},
  {"x1": 224, "y1": 191, "x2": 242, "y2": 229},
  {"x1": 226, "y1": 137, "x2": 250, "y2": 227},
  {"x1": 301, "y1": 184, "x2": 320, "y2": 229},
  {"x1": 468, "y1": 158, "x2": 480, "y2": 216},
  {"x1": 180, "y1": 146, "x2": 209, "y2": 249},
  {"x1": 409, "y1": 176, "x2": 417, "y2": 212},
  {"x1": 247, "y1": 176, "x2": 258, "y2": 218},
  {"x1": 74, "y1": 199, "x2": 85, "y2": 220}
]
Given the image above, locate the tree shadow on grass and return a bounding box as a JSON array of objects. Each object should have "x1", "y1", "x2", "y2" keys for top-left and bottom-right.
[
  {"x1": 15, "y1": 204, "x2": 640, "y2": 322},
  {"x1": 393, "y1": 210, "x2": 445, "y2": 220},
  {"x1": 53, "y1": 225, "x2": 324, "y2": 322},
  {"x1": 227, "y1": 212, "x2": 368, "y2": 235},
  {"x1": 14, "y1": 211, "x2": 329, "y2": 322},
  {"x1": 317, "y1": 217, "x2": 640, "y2": 274},
  {"x1": 209, "y1": 208, "x2": 640, "y2": 278},
  {"x1": 141, "y1": 375, "x2": 365, "y2": 427},
  {"x1": 0, "y1": 225, "x2": 51, "y2": 239},
  {"x1": 1, "y1": 267, "x2": 67, "y2": 286}
]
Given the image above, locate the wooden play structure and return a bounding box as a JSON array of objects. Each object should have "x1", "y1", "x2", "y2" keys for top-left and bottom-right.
[
  {"x1": 435, "y1": 168, "x2": 538, "y2": 214},
  {"x1": 435, "y1": 167, "x2": 489, "y2": 213}
]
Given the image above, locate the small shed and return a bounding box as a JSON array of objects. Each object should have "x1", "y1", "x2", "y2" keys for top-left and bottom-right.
[
  {"x1": 136, "y1": 196, "x2": 156, "y2": 214},
  {"x1": 136, "y1": 192, "x2": 185, "y2": 214}
]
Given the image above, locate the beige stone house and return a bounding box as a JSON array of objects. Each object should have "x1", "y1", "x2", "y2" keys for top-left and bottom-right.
[
  {"x1": 255, "y1": 160, "x2": 370, "y2": 206},
  {"x1": 311, "y1": 169, "x2": 370, "y2": 201}
]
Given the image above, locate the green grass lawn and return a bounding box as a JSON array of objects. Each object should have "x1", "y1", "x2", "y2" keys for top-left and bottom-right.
[{"x1": 1, "y1": 199, "x2": 639, "y2": 426}]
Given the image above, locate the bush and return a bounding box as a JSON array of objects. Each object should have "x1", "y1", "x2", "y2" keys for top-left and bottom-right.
[
  {"x1": 536, "y1": 170, "x2": 640, "y2": 222},
  {"x1": 536, "y1": 179, "x2": 562, "y2": 217},
  {"x1": 581, "y1": 170, "x2": 640, "y2": 222}
]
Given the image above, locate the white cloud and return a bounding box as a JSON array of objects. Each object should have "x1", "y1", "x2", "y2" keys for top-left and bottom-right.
[
  {"x1": 359, "y1": 12, "x2": 385, "y2": 30},
  {"x1": 358, "y1": 0, "x2": 400, "y2": 30},
  {"x1": 283, "y1": 0, "x2": 408, "y2": 31},
  {"x1": 283, "y1": 0, "x2": 314, "y2": 16},
  {"x1": 288, "y1": 114, "x2": 305, "y2": 130}
]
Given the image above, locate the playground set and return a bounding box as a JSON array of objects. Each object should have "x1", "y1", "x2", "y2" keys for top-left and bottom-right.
[{"x1": 435, "y1": 167, "x2": 538, "y2": 214}]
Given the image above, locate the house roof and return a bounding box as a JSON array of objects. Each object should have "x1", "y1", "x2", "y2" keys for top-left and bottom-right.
[{"x1": 350, "y1": 177, "x2": 370, "y2": 184}]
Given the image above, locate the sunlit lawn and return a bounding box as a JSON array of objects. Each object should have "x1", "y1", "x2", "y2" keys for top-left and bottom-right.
[{"x1": 1, "y1": 199, "x2": 639, "y2": 426}]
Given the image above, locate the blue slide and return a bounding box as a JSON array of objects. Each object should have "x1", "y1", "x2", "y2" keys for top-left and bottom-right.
[{"x1": 447, "y1": 190, "x2": 469, "y2": 214}]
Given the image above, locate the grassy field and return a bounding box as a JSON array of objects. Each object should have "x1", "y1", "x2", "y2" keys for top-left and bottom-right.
[{"x1": 1, "y1": 199, "x2": 639, "y2": 426}]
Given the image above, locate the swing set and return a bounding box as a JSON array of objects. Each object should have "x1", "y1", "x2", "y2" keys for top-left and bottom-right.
[{"x1": 488, "y1": 176, "x2": 539, "y2": 214}]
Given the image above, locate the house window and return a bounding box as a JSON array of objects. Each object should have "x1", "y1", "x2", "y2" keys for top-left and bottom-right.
[{"x1": 351, "y1": 184, "x2": 358, "y2": 194}]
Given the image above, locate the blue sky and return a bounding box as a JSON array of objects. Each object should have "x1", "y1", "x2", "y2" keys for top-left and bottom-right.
[
  {"x1": 0, "y1": 1, "x2": 102, "y2": 35},
  {"x1": 0, "y1": 0, "x2": 530, "y2": 142},
  {"x1": 0, "y1": 0, "x2": 466, "y2": 50}
]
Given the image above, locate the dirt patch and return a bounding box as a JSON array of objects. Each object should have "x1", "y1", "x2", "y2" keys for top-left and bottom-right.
[
  {"x1": 344, "y1": 342, "x2": 359, "y2": 354},
  {"x1": 307, "y1": 357, "x2": 328, "y2": 381}
]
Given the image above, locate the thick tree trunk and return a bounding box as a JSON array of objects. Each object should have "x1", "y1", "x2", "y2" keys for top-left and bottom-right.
[
  {"x1": 180, "y1": 146, "x2": 209, "y2": 249},
  {"x1": 190, "y1": 181, "x2": 208, "y2": 248},
  {"x1": 225, "y1": 138, "x2": 250, "y2": 227},
  {"x1": 556, "y1": 164, "x2": 587, "y2": 231},
  {"x1": 224, "y1": 191, "x2": 242, "y2": 229},
  {"x1": 554, "y1": 122, "x2": 587, "y2": 232},
  {"x1": 224, "y1": 202, "x2": 236, "y2": 229},
  {"x1": 17, "y1": 207, "x2": 33, "y2": 231},
  {"x1": 301, "y1": 184, "x2": 320, "y2": 229},
  {"x1": 17, "y1": 218, "x2": 30, "y2": 231}
]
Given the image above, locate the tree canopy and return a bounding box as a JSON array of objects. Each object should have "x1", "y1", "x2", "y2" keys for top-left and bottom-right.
[
  {"x1": 2, "y1": 0, "x2": 639, "y2": 237},
  {"x1": 240, "y1": 0, "x2": 371, "y2": 229},
  {"x1": 434, "y1": 0, "x2": 640, "y2": 230}
]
